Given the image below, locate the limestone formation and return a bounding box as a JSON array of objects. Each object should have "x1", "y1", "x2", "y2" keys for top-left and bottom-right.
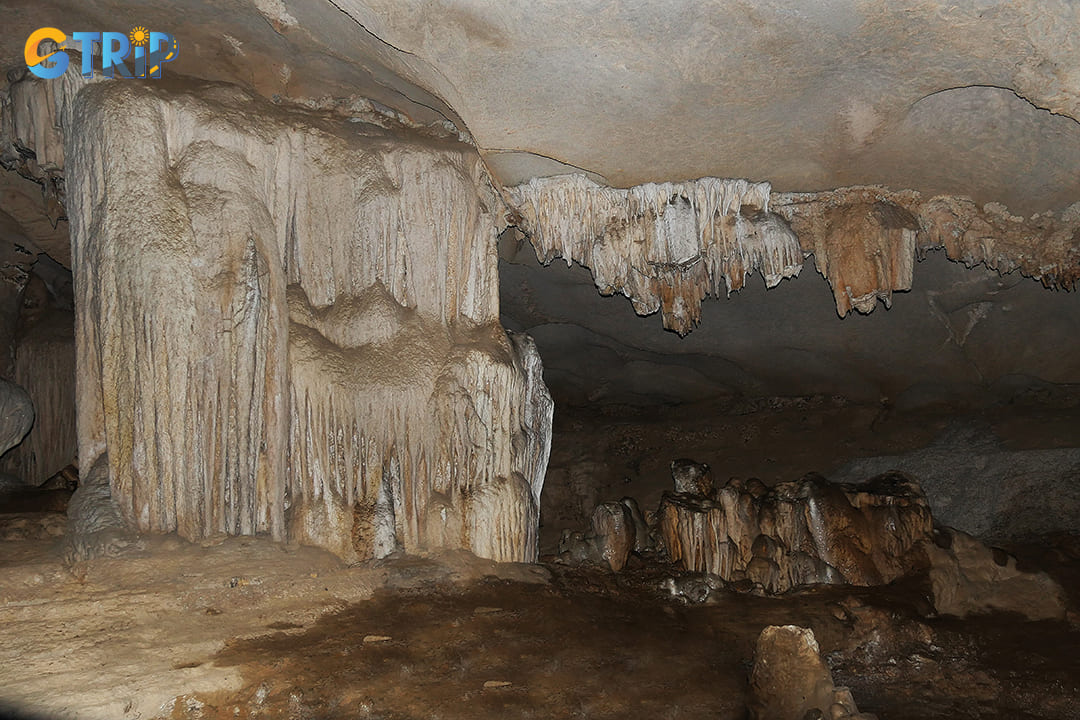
[
  {"x1": 621, "y1": 496, "x2": 653, "y2": 554},
  {"x1": 4, "y1": 265, "x2": 76, "y2": 487},
  {"x1": 749, "y1": 625, "x2": 875, "y2": 720},
  {"x1": 556, "y1": 498, "x2": 637, "y2": 572},
  {"x1": 507, "y1": 174, "x2": 803, "y2": 335},
  {"x1": 833, "y1": 422, "x2": 1080, "y2": 542},
  {"x1": 589, "y1": 501, "x2": 634, "y2": 572},
  {"x1": 2, "y1": 73, "x2": 554, "y2": 564},
  {"x1": 62, "y1": 454, "x2": 142, "y2": 568},
  {"x1": 777, "y1": 187, "x2": 1080, "y2": 312},
  {"x1": 659, "y1": 472, "x2": 932, "y2": 593},
  {"x1": 923, "y1": 527, "x2": 1067, "y2": 621},
  {"x1": 670, "y1": 458, "x2": 712, "y2": 496},
  {"x1": 506, "y1": 176, "x2": 1080, "y2": 330}
]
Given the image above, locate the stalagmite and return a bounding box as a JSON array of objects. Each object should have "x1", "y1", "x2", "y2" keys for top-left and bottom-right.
[
  {"x1": 749, "y1": 625, "x2": 875, "y2": 720},
  {"x1": 506, "y1": 174, "x2": 803, "y2": 335},
  {"x1": 62, "y1": 453, "x2": 142, "y2": 568},
  {"x1": 659, "y1": 471, "x2": 932, "y2": 593},
  {"x1": 2, "y1": 73, "x2": 553, "y2": 563}
]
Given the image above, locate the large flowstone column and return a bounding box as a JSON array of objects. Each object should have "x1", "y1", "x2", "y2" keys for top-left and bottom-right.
[{"x1": 63, "y1": 81, "x2": 552, "y2": 562}]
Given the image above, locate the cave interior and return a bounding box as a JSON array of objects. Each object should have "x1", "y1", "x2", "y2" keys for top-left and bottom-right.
[{"x1": 0, "y1": 2, "x2": 1079, "y2": 719}]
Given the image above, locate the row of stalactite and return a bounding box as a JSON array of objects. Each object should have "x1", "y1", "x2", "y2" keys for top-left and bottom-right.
[{"x1": 509, "y1": 175, "x2": 1080, "y2": 333}]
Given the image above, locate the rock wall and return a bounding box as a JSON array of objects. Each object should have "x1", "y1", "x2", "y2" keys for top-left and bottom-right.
[
  {"x1": 7, "y1": 304, "x2": 76, "y2": 486},
  {"x1": 832, "y1": 424, "x2": 1080, "y2": 543},
  {"x1": 5, "y1": 75, "x2": 552, "y2": 562}
]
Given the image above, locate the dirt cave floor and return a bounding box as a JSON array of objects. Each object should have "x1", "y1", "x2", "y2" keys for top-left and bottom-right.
[{"x1": 1, "y1": 526, "x2": 1079, "y2": 720}]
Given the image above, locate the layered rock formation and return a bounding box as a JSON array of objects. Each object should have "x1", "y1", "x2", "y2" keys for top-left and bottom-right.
[
  {"x1": 659, "y1": 471, "x2": 932, "y2": 593},
  {"x1": 3, "y1": 73, "x2": 552, "y2": 563}
]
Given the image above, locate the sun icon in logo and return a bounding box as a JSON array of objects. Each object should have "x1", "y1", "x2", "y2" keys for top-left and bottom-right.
[{"x1": 129, "y1": 26, "x2": 150, "y2": 46}]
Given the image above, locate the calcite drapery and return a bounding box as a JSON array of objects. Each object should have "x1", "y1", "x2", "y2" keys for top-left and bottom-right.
[
  {"x1": 506, "y1": 174, "x2": 803, "y2": 335},
  {"x1": 37, "y1": 78, "x2": 554, "y2": 562},
  {"x1": 8, "y1": 306, "x2": 76, "y2": 486},
  {"x1": 507, "y1": 175, "x2": 1080, "y2": 330}
]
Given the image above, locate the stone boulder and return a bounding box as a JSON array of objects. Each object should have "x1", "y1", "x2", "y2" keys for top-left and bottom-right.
[
  {"x1": 923, "y1": 526, "x2": 1067, "y2": 620},
  {"x1": 0, "y1": 378, "x2": 33, "y2": 459},
  {"x1": 749, "y1": 625, "x2": 875, "y2": 720}
]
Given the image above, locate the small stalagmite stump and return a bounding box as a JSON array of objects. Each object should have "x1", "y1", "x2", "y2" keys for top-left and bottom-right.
[
  {"x1": 749, "y1": 625, "x2": 869, "y2": 720},
  {"x1": 591, "y1": 501, "x2": 634, "y2": 572}
]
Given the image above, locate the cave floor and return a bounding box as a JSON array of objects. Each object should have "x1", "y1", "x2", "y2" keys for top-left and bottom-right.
[{"x1": 1, "y1": 529, "x2": 1079, "y2": 720}]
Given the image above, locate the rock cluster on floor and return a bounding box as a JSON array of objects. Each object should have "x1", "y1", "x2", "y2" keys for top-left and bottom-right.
[
  {"x1": 659, "y1": 469, "x2": 932, "y2": 593},
  {"x1": 556, "y1": 458, "x2": 1069, "y2": 621}
]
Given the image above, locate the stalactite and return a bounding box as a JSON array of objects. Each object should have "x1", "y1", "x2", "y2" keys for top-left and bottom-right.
[
  {"x1": 918, "y1": 195, "x2": 1080, "y2": 290},
  {"x1": 285, "y1": 284, "x2": 550, "y2": 562},
  {"x1": 506, "y1": 174, "x2": 803, "y2": 335},
  {"x1": 802, "y1": 201, "x2": 918, "y2": 316},
  {"x1": 774, "y1": 186, "x2": 1080, "y2": 316},
  {"x1": 509, "y1": 175, "x2": 1080, "y2": 327}
]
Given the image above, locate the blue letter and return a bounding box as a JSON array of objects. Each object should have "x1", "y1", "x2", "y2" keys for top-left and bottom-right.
[
  {"x1": 147, "y1": 32, "x2": 179, "y2": 78},
  {"x1": 71, "y1": 32, "x2": 100, "y2": 77},
  {"x1": 101, "y1": 32, "x2": 130, "y2": 78}
]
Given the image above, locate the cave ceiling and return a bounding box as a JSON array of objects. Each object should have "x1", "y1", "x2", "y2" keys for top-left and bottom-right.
[{"x1": 3, "y1": 0, "x2": 1078, "y2": 215}]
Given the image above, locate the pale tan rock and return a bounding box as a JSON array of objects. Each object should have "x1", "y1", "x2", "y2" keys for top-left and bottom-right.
[
  {"x1": 590, "y1": 501, "x2": 634, "y2": 572},
  {"x1": 748, "y1": 625, "x2": 837, "y2": 720},
  {"x1": 45, "y1": 79, "x2": 552, "y2": 563},
  {"x1": 507, "y1": 174, "x2": 801, "y2": 335},
  {"x1": 802, "y1": 201, "x2": 918, "y2": 316},
  {"x1": 924, "y1": 527, "x2": 1067, "y2": 620},
  {"x1": 506, "y1": 173, "x2": 1080, "y2": 330},
  {"x1": 750, "y1": 626, "x2": 874, "y2": 720}
]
